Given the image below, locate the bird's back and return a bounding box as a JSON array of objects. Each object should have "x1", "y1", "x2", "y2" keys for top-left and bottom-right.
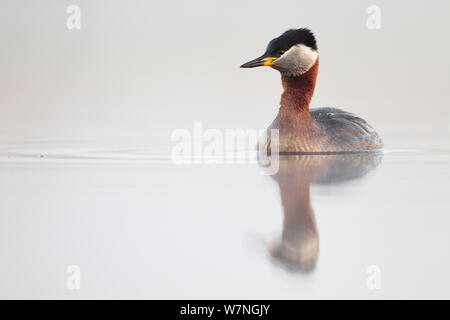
[{"x1": 310, "y1": 107, "x2": 383, "y2": 152}]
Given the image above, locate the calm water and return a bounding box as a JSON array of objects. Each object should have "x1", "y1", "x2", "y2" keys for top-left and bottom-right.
[{"x1": 1, "y1": 142, "x2": 450, "y2": 299}]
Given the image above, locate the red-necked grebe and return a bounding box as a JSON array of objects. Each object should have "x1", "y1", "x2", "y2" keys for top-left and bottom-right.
[{"x1": 241, "y1": 28, "x2": 383, "y2": 153}]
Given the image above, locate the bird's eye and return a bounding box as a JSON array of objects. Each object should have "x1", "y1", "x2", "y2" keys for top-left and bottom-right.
[{"x1": 278, "y1": 50, "x2": 286, "y2": 56}]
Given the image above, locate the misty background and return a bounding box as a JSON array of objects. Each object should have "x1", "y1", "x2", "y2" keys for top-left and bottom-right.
[
  {"x1": 1, "y1": 0, "x2": 449, "y2": 147},
  {"x1": 2, "y1": 0, "x2": 450, "y2": 299}
]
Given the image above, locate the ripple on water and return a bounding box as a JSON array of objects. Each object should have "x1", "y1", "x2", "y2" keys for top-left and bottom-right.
[{"x1": 1, "y1": 142, "x2": 450, "y2": 164}]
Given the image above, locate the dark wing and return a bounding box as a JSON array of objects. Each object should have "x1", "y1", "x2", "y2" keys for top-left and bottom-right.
[{"x1": 310, "y1": 107, "x2": 383, "y2": 151}]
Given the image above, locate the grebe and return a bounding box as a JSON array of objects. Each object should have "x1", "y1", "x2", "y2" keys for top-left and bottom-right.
[{"x1": 241, "y1": 28, "x2": 383, "y2": 153}]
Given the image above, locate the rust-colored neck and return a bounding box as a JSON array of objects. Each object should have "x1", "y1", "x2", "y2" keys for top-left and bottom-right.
[{"x1": 280, "y1": 59, "x2": 319, "y2": 113}]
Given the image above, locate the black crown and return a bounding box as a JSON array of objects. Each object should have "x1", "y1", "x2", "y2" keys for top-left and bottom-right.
[{"x1": 265, "y1": 28, "x2": 317, "y2": 56}]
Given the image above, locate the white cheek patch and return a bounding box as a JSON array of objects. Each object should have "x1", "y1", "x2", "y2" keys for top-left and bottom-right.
[{"x1": 273, "y1": 44, "x2": 318, "y2": 76}]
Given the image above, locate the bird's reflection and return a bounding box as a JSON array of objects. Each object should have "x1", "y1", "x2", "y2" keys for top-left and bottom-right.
[{"x1": 260, "y1": 153, "x2": 382, "y2": 272}]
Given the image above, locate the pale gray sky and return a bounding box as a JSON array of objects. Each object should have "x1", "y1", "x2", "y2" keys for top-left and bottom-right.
[{"x1": 1, "y1": 0, "x2": 449, "y2": 147}]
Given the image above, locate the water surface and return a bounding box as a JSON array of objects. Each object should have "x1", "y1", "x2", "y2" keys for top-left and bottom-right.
[{"x1": 1, "y1": 142, "x2": 450, "y2": 299}]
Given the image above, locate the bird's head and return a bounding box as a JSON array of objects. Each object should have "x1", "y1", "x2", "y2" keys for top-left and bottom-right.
[{"x1": 240, "y1": 28, "x2": 318, "y2": 77}]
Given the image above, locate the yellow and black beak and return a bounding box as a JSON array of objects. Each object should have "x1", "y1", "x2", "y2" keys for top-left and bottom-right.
[{"x1": 240, "y1": 56, "x2": 277, "y2": 68}]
